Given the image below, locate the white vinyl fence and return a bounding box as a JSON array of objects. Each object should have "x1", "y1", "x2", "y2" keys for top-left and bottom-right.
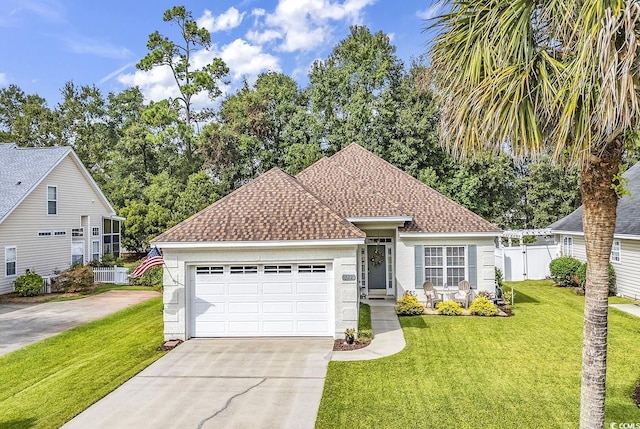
[
  {"x1": 93, "y1": 266, "x2": 129, "y2": 285},
  {"x1": 495, "y1": 244, "x2": 559, "y2": 281}
]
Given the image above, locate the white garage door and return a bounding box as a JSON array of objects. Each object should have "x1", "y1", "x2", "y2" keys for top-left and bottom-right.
[{"x1": 192, "y1": 264, "x2": 332, "y2": 337}]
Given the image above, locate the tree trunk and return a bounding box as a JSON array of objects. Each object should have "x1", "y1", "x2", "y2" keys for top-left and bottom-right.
[{"x1": 579, "y1": 140, "x2": 623, "y2": 429}]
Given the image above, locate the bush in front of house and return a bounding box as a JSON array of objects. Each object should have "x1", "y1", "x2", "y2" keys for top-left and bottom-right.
[
  {"x1": 395, "y1": 291, "x2": 425, "y2": 316},
  {"x1": 575, "y1": 262, "x2": 616, "y2": 296},
  {"x1": 129, "y1": 266, "x2": 163, "y2": 290},
  {"x1": 549, "y1": 256, "x2": 582, "y2": 287},
  {"x1": 469, "y1": 296, "x2": 498, "y2": 316},
  {"x1": 495, "y1": 267, "x2": 504, "y2": 289},
  {"x1": 55, "y1": 265, "x2": 94, "y2": 293},
  {"x1": 437, "y1": 300, "x2": 463, "y2": 316},
  {"x1": 14, "y1": 272, "x2": 43, "y2": 297}
]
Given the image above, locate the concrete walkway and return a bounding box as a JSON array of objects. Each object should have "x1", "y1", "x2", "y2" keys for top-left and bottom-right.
[
  {"x1": 0, "y1": 290, "x2": 160, "y2": 356},
  {"x1": 63, "y1": 338, "x2": 333, "y2": 429},
  {"x1": 332, "y1": 299, "x2": 406, "y2": 361},
  {"x1": 610, "y1": 303, "x2": 640, "y2": 318}
]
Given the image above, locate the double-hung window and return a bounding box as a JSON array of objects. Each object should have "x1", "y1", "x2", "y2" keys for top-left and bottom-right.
[
  {"x1": 611, "y1": 240, "x2": 621, "y2": 263},
  {"x1": 5, "y1": 246, "x2": 16, "y2": 277},
  {"x1": 424, "y1": 246, "x2": 466, "y2": 287},
  {"x1": 563, "y1": 237, "x2": 573, "y2": 257},
  {"x1": 47, "y1": 186, "x2": 57, "y2": 215}
]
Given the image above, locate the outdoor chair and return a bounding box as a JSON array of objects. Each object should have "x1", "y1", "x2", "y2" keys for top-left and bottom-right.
[
  {"x1": 493, "y1": 283, "x2": 506, "y2": 305},
  {"x1": 423, "y1": 281, "x2": 443, "y2": 309},
  {"x1": 453, "y1": 280, "x2": 471, "y2": 309}
]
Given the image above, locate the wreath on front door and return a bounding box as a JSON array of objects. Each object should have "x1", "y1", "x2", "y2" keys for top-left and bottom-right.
[{"x1": 370, "y1": 246, "x2": 384, "y2": 267}]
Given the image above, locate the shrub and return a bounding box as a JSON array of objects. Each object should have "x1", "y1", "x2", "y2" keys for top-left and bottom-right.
[
  {"x1": 476, "y1": 290, "x2": 492, "y2": 300},
  {"x1": 395, "y1": 291, "x2": 425, "y2": 316},
  {"x1": 89, "y1": 253, "x2": 125, "y2": 268},
  {"x1": 55, "y1": 265, "x2": 94, "y2": 293},
  {"x1": 503, "y1": 290, "x2": 514, "y2": 305},
  {"x1": 129, "y1": 266, "x2": 162, "y2": 289},
  {"x1": 14, "y1": 272, "x2": 43, "y2": 297},
  {"x1": 469, "y1": 296, "x2": 498, "y2": 316},
  {"x1": 437, "y1": 300, "x2": 463, "y2": 316},
  {"x1": 575, "y1": 262, "x2": 616, "y2": 296},
  {"x1": 495, "y1": 267, "x2": 504, "y2": 289},
  {"x1": 549, "y1": 256, "x2": 582, "y2": 287}
]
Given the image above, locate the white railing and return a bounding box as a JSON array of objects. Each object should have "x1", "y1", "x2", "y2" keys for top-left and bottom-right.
[
  {"x1": 93, "y1": 266, "x2": 129, "y2": 285},
  {"x1": 495, "y1": 244, "x2": 560, "y2": 281}
]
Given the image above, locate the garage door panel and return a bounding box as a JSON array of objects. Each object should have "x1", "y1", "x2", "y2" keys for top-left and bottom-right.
[
  {"x1": 192, "y1": 264, "x2": 331, "y2": 337},
  {"x1": 296, "y1": 282, "x2": 328, "y2": 294},
  {"x1": 297, "y1": 301, "x2": 328, "y2": 313},
  {"x1": 263, "y1": 301, "x2": 294, "y2": 313},
  {"x1": 228, "y1": 283, "x2": 259, "y2": 295},
  {"x1": 262, "y1": 282, "x2": 294, "y2": 294},
  {"x1": 228, "y1": 302, "x2": 260, "y2": 314}
]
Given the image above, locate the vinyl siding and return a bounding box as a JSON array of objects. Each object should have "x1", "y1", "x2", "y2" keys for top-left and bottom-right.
[
  {"x1": 613, "y1": 239, "x2": 640, "y2": 299},
  {"x1": 396, "y1": 236, "x2": 496, "y2": 300},
  {"x1": 0, "y1": 155, "x2": 114, "y2": 294}
]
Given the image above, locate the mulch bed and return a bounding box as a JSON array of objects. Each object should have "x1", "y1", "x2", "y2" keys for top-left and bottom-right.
[
  {"x1": 0, "y1": 292, "x2": 82, "y2": 304},
  {"x1": 333, "y1": 339, "x2": 371, "y2": 351},
  {"x1": 499, "y1": 305, "x2": 514, "y2": 317},
  {"x1": 633, "y1": 380, "x2": 640, "y2": 407}
]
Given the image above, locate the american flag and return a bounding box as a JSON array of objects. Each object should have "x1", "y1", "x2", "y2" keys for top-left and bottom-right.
[{"x1": 129, "y1": 247, "x2": 164, "y2": 278}]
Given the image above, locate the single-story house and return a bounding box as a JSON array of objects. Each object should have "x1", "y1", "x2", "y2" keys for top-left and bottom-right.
[
  {"x1": 153, "y1": 144, "x2": 502, "y2": 340},
  {"x1": 0, "y1": 143, "x2": 123, "y2": 294},
  {"x1": 550, "y1": 162, "x2": 640, "y2": 299}
]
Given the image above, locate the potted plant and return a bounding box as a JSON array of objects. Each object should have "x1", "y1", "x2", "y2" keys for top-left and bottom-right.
[{"x1": 344, "y1": 328, "x2": 356, "y2": 344}]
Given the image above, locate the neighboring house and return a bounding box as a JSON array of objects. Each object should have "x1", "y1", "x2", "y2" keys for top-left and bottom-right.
[
  {"x1": 0, "y1": 143, "x2": 123, "y2": 294},
  {"x1": 550, "y1": 162, "x2": 640, "y2": 299},
  {"x1": 153, "y1": 144, "x2": 501, "y2": 340}
]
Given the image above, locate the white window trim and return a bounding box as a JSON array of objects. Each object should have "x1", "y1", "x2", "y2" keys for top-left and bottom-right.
[
  {"x1": 47, "y1": 185, "x2": 57, "y2": 216},
  {"x1": 5, "y1": 246, "x2": 17, "y2": 278},
  {"x1": 92, "y1": 226, "x2": 100, "y2": 237},
  {"x1": 610, "y1": 240, "x2": 621, "y2": 263},
  {"x1": 91, "y1": 240, "x2": 100, "y2": 262},
  {"x1": 38, "y1": 231, "x2": 53, "y2": 237},
  {"x1": 563, "y1": 236, "x2": 573, "y2": 257},
  {"x1": 71, "y1": 241, "x2": 85, "y2": 266},
  {"x1": 424, "y1": 245, "x2": 468, "y2": 287}
]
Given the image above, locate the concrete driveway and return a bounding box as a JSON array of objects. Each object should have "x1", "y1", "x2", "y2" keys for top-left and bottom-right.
[
  {"x1": 63, "y1": 338, "x2": 334, "y2": 429},
  {"x1": 0, "y1": 290, "x2": 160, "y2": 356}
]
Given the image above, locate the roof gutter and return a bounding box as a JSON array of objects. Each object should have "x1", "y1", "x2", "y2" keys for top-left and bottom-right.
[{"x1": 152, "y1": 238, "x2": 366, "y2": 249}]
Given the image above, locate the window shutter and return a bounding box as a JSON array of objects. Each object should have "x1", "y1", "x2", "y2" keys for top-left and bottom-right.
[
  {"x1": 414, "y1": 245, "x2": 424, "y2": 289},
  {"x1": 468, "y1": 245, "x2": 477, "y2": 289}
]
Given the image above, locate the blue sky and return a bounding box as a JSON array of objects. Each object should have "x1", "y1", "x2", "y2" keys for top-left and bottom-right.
[{"x1": 0, "y1": 0, "x2": 444, "y2": 106}]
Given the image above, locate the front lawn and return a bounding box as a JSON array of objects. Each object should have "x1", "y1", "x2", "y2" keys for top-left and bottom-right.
[
  {"x1": 317, "y1": 281, "x2": 640, "y2": 428},
  {"x1": 0, "y1": 297, "x2": 165, "y2": 429}
]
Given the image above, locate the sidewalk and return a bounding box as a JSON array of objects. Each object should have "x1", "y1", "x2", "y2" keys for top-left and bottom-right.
[
  {"x1": 610, "y1": 303, "x2": 640, "y2": 318},
  {"x1": 332, "y1": 299, "x2": 406, "y2": 361}
]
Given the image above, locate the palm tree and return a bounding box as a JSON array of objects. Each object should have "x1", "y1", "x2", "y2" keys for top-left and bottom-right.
[{"x1": 428, "y1": 1, "x2": 640, "y2": 428}]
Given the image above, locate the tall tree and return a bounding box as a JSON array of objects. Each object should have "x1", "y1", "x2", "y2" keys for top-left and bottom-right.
[
  {"x1": 137, "y1": 5, "x2": 229, "y2": 159},
  {"x1": 430, "y1": 1, "x2": 640, "y2": 427},
  {"x1": 308, "y1": 25, "x2": 404, "y2": 155},
  {"x1": 0, "y1": 85, "x2": 60, "y2": 147}
]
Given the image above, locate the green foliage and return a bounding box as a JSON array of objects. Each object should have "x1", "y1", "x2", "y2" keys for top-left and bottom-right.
[
  {"x1": 575, "y1": 262, "x2": 617, "y2": 296},
  {"x1": 13, "y1": 272, "x2": 43, "y2": 297},
  {"x1": 89, "y1": 253, "x2": 124, "y2": 268},
  {"x1": 549, "y1": 256, "x2": 582, "y2": 287},
  {"x1": 503, "y1": 290, "x2": 514, "y2": 305},
  {"x1": 469, "y1": 296, "x2": 498, "y2": 316},
  {"x1": 495, "y1": 267, "x2": 504, "y2": 288},
  {"x1": 436, "y1": 300, "x2": 463, "y2": 316},
  {"x1": 358, "y1": 303, "x2": 373, "y2": 341},
  {"x1": 129, "y1": 266, "x2": 163, "y2": 290},
  {"x1": 395, "y1": 291, "x2": 425, "y2": 316},
  {"x1": 476, "y1": 290, "x2": 492, "y2": 300},
  {"x1": 55, "y1": 265, "x2": 94, "y2": 293}
]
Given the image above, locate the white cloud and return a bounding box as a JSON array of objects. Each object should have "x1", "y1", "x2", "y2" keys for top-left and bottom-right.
[
  {"x1": 249, "y1": 0, "x2": 375, "y2": 53},
  {"x1": 219, "y1": 39, "x2": 281, "y2": 80},
  {"x1": 251, "y1": 8, "x2": 266, "y2": 17},
  {"x1": 65, "y1": 36, "x2": 133, "y2": 59},
  {"x1": 416, "y1": 1, "x2": 445, "y2": 20},
  {"x1": 0, "y1": 73, "x2": 8, "y2": 86},
  {"x1": 117, "y1": 40, "x2": 279, "y2": 104},
  {"x1": 98, "y1": 62, "x2": 136, "y2": 85},
  {"x1": 197, "y1": 7, "x2": 245, "y2": 33}
]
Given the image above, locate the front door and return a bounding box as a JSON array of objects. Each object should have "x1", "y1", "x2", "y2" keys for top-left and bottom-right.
[{"x1": 367, "y1": 245, "x2": 386, "y2": 290}]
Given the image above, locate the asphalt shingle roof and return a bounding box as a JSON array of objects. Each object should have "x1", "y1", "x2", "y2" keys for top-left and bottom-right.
[
  {"x1": 153, "y1": 167, "x2": 366, "y2": 242},
  {"x1": 298, "y1": 144, "x2": 501, "y2": 234},
  {"x1": 550, "y1": 162, "x2": 640, "y2": 236},
  {"x1": 155, "y1": 144, "x2": 500, "y2": 243},
  {"x1": 0, "y1": 143, "x2": 72, "y2": 222}
]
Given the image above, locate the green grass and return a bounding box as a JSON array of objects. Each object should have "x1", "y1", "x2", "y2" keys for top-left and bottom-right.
[
  {"x1": 52, "y1": 283, "x2": 157, "y2": 301},
  {"x1": 358, "y1": 303, "x2": 373, "y2": 341},
  {"x1": 0, "y1": 297, "x2": 166, "y2": 429},
  {"x1": 317, "y1": 281, "x2": 640, "y2": 428}
]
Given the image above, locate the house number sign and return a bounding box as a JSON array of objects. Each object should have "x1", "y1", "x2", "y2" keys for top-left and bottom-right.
[{"x1": 342, "y1": 274, "x2": 356, "y2": 281}]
